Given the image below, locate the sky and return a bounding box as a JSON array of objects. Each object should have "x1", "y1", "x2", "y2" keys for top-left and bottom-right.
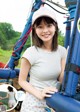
[{"x1": 0, "y1": 0, "x2": 67, "y2": 34}]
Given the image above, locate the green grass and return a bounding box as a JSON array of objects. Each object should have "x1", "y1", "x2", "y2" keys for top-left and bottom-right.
[
  {"x1": 0, "y1": 48, "x2": 12, "y2": 64},
  {"x1": 0, "y1": 48, "x2": 21, "y2": 67}
]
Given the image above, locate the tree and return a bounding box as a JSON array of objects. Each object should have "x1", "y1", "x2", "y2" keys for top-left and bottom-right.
[
  {"x1": 0, "y1": 30, "x2": 7, "y2": 49},
  {"x1": 58, "y1": 30, "x2": 65, "y2": 46},
  {"x1": 0, "y1": 22, "x2": 17, "y2": 40}
]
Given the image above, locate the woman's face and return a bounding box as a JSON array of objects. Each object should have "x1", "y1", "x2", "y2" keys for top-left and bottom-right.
[{"x1": 34, "y1": 19, "x2": 56, "y2": 44}]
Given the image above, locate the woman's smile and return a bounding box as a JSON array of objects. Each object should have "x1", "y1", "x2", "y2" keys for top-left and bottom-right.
[{"x1": 42, "y1": 33, "x2": 50, "y2": 38}]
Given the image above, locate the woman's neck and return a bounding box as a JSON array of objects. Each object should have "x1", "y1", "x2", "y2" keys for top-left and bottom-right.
[{"x1": 42, "y1": 44, "x2": 52, "y2": 52}]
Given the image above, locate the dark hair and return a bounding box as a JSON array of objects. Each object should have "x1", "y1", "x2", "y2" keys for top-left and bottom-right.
[
  {"x1": 7, "y1": 86, "x2": 13, "y2": 92},
  {"x1": 32, "y1": 16, "x2": 58, "y2": 51}
]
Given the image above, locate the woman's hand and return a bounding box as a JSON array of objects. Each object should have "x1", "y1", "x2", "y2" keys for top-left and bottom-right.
[{"x1": 37, "y1": 87, "x2": 58, "y2": 100}]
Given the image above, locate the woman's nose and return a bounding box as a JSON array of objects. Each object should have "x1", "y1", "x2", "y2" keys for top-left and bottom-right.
[{"x1": 43, "y1": 27, "x2": 48, "y2": 32}]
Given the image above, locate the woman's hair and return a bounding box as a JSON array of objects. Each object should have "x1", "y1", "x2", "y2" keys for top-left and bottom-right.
[
  {"x1": 7, "y1": 86, "x2": 13, "y2": 92},
  {"x1": 32, "y1": 16, "x2": 58, "y2": 51}
]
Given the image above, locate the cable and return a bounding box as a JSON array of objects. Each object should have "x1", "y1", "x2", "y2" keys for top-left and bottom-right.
[
  {"x1": 46, "y1": 0, "x2": 68, "y2": 11},
  {"x1": 43, "y1": 2, "x2": 68, "y2": 14}
]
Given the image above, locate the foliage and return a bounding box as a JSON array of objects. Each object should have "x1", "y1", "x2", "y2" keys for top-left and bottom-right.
[
  {"x1": 0, "y1": 22, "x2": 21, "y2": 50},
  {"x1": 0, "y1": 22, "x2": 17, "y2": 39},
  {"x1": 58, "y1": 30, "x2": 65, "y2": 46},
  {"x1": 0, "y1": 30, "x2": 7, "y2": 49}
]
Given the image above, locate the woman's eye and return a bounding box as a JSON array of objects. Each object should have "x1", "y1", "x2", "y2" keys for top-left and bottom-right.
[
  {"x1": 47, "y1": 24, "x2": 53, "y2": 27},
  {"x1": 37, "y1": 25, "x2": 43, "y2": 28}
]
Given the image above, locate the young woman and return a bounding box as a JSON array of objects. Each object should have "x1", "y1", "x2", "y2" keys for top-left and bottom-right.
[{"x1": 19, "y1": 7, "x2": 67, "y2": 112}]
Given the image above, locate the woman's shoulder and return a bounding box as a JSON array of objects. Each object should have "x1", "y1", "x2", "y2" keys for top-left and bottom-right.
[
  {"x1": 58, "y1": 45, "x2": 67, "y2": 58},
  {"x1": 25, "y1": 46, "x2": 38, "y2": 53},
  {"x1": 22, "y1": 46, "x2": 38, "y2": 57},
  {"x1": 58, "y1": 45, "x2": 67, "y2": 51},
  {"x1": 22, "y1": 46, "x2": 39, "y2": 65}
]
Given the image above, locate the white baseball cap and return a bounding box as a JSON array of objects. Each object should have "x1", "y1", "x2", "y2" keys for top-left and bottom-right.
[{"x1": 32, "y1": 7, "x2": 57, "y2": 25}]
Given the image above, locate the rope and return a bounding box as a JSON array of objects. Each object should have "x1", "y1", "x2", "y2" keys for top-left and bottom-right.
[{"x1": 12, "y1": 27, "x2": 32, "y2": 53}]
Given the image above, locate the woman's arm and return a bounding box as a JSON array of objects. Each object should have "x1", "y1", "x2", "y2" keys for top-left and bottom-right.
[
  {"x1": 58, "y1": 57, "x2": 66, "y2": 83},
  {"x1": 18, "y1": 58, "x2": 57, "y2": 100},
  {"x1": 18, "y1": 58, "x2": 41, "y2": 99}
]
